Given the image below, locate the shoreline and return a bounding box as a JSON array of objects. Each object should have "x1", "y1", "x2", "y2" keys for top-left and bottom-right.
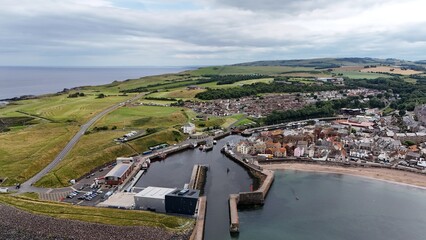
[{"x1": 262, "y1": 163, "x2": 426, "y2": 190}]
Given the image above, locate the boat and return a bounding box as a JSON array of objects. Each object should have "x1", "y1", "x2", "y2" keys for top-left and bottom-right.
[
  {"x1": 213, "y1": 140, "x2": 217, "y2": 145},
  {"x1": 199, "y1": 145, "x2": 204, "y2": 150},
  {"x1": 203, "y1": 141, "x2": 214, "y2": 151},
  {"x1": 191, "y1": 142, "x2": 198, "y2": 148}
]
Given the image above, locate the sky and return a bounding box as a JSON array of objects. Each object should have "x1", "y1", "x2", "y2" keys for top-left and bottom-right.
[{"x1": 1, "y1": 0, "x2": 425, "y2": 66}]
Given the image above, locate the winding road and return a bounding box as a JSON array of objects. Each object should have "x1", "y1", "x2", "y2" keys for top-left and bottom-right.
[{"x1": 18, "y1": 94, "x2": 143, "y2": 193}]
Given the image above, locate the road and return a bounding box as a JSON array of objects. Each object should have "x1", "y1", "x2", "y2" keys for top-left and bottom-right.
[{"x1": 18, "y1": 94, "x2": 144, "y2": 193}]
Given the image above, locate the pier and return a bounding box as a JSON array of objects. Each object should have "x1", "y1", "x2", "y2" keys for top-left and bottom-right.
[
  {"x1": 222, "y1": 147, "x2": 275, "y2": 233},
  {"x1": 189, "y1": 165, "x2": 208, "y2": 191},
  {"x1": 190, "y1": 196, "x2": 207, "y2": 240},
  {"x1": 229, "y1": 194, "x2": 240, "y2": 234}
]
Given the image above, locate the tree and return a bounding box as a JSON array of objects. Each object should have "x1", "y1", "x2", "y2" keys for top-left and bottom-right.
[
  {"x1": 97, "y1": 93, "x2": 105, "y2": 99},
  {"x1": 399, "y1": 109, "x2": 406, "y2": 116}
]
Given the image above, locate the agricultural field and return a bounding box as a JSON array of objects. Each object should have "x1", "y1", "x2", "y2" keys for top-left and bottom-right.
[
  {"x1": 146, "y1": 88, "x2": 204, "y2": 99},
  {"x1": 0, "y1": 194, "x2": 194, "y2": 230},
  {"x1": 199, "y1": 78, "x2": 274, "y2": 89},
  {"x1": 332, "y1": 69, "x2": 388, "y2": 79},
  {"x1": 360, "y1": 66, "x2": 423, "y2": 75},
  {"x1": 190, "y1": 66, "x2": 317, "y2": 76}
]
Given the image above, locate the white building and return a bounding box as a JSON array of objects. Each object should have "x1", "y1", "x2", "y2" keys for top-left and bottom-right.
[
  {"x1": 237, "y1": 141, "x2": 251, "y2": 155},
  {"x1": 182, "y1": 122, "x2": 195, "y2": 134},
  {"x1": 134, "y1": 187, "x2": 176, "y2": 213}
]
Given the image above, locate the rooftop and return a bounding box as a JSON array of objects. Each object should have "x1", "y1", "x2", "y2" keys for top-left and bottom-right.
[
  {"x1": 105, "y1": 163, "x2": 132, "y2": 178},
  {"x1": 135, "y1": 187, "x2": 176, "y2": 199},
  {"x1": 167, "y1": 189, "x2": 200, "y2": 199}
]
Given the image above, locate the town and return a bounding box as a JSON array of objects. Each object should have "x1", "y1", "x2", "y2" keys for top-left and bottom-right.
[
  {"x1": 235, "y1": 108, "x2": 426, "y2": 172},
  {"x1": 185, "y1": 88, "x2": 383, "y2": 117}
]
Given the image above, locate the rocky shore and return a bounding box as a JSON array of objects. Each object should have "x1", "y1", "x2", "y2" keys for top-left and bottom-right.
[{"x1": 0, "y1": 204, "x2": 191, "y2": 240}]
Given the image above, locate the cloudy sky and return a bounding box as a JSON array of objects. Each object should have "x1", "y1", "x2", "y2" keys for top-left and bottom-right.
[{"x1": 1, "y1": 0, "x2": 425, "y2": 66}]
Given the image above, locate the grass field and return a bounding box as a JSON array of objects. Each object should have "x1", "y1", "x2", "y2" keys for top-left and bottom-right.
[
  {"x1": 0, "y1": 123, "x2": 78, "y2": 185},
  {"x1": 0, "y1": 93, "x2": 132, "y2": 123},
  {"x1": 332, "y1": 70, "x2": 388, "y2": 79},
  {"x1": 360, "y1": 66, "x2": 423, "y2": 75},
  {"x1": 0, "y1": 195, "x2": 193, "y2": 231},
  {"x1": 35, "y1": 129, "x2": 136, "y2": 187},
  {"x1": 35, "y1": 105, "x2": 190, "y2": 187},
  {"x1": 147, "y1": 88, "x2": 205, "y2": 99},
  {"x1": 128, "y1": 129, "x2": 186, "y2": 152},
  {"x1": 191, "y1": 66, "x2": 317, "y2": 76},
  {"x1": 36, "y1": 128, "x2": 186, "y2": 188},
  {"x1": 94, "y1": 105, "x2": 188, "y2": 130},
  {"x1": 198, "y1": 78, "x2": 274, "y2": 89}
]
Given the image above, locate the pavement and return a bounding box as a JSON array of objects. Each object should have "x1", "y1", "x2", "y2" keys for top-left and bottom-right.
[{"x1": 17, "y1": 93, "x2": 144, "y2": 194}]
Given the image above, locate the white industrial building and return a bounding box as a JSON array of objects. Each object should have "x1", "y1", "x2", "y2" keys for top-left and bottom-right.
[{"x1": 134, "y1": 187, "x2": 176, "y2": 213}]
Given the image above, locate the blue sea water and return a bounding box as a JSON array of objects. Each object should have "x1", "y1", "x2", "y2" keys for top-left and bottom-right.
[
  {"x1": 0, "y1": 66, "x2": 192, "y2": 99},
  {"x1": 135, "y1": 135, "x2": 426, "y2": 240},
  {"x1": 237, "y1": 170, "x2": 426, "y2": 240}
]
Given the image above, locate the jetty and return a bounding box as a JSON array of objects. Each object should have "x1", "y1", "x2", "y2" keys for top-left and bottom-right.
[{"x1": 222, "y1": 146, "x2": 275, "y2": 233}]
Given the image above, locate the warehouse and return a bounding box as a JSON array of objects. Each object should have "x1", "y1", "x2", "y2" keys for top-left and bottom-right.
[
  {"x1": 165, "y1": 189, "x2": 200, "y2": 215},
  {"x1": 134, "y1": 187, "x2": 176, "y2": 213},
  {"x1": 104, "y1": 163, "x2": 134, "y2": 185}
]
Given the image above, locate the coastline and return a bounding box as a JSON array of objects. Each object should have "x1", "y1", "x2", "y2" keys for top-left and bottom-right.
[{"x1": 262, "y1": 163, "x2": 426, "y2": 190}]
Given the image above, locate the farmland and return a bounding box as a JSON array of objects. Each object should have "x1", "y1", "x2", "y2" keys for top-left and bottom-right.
[{"x1": 360, "y1": 66, "x2": 423, "y2": 75}]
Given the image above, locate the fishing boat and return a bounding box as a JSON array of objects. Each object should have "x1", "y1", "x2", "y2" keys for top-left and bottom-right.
[{"x1": 203, "y1": 141, "x2": 214, "y2": 151}]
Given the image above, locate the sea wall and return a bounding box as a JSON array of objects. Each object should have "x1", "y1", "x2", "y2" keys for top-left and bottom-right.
[
  {"x1": 223, "y1": 147, "x2": 275, "y2": 233},
  {"x1": 190, "y1": 196, "x2": 207, "y2": 240}
]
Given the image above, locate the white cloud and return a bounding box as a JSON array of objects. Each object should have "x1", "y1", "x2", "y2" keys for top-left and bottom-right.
[{"x1": 0, "y1": 0, "x2": 425, "y2": 66}]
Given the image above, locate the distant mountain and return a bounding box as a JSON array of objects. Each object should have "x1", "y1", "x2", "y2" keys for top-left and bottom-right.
[{"x1": 233, "y1": 57, "x2": 426, "y2": 70}]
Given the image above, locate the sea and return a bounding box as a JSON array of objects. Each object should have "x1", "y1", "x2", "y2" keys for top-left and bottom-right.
[
  {"x1": 0, "y1": 66, "x2": 193, "y2": 100},
  {"x1": 136, "y1": 135, "x2": 426, "y2": 240}
]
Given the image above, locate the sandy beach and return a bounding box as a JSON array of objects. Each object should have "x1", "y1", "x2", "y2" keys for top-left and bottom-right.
[{"x1": 262, "y1": 163, "x2": 426, "y2": 189}]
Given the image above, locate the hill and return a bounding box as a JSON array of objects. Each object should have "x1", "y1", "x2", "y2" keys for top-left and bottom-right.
[{"x1": 233, "y1": 57, "x2": 426, "y2": 70}]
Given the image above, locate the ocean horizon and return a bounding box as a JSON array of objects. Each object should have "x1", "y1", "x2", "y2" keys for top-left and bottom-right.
[{"x1": 0, "y1": 66, "x2": 195, "y2": 100}]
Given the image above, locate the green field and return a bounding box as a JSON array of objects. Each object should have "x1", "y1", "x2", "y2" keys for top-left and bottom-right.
[
  {"x1": 332, "y1": 70, "x2": 388, "y2": 79},
  {"x1": 199, "y1": 78, "x2": 274, "y2": 89},
  {"x1": 0, "y1": 123, "x2": 78, "y2": 185},
  {"x1": 191, "y1": 66, "x2": 317, "y2": 75},
  {"x1": 146, "y1": 88, "x2": 205, "y2": 99},
  {"x1": 0, "y1": 92, "x2": 137, "y2": 186},
  {"x1": 35, "y1": 105, "x2": 190, "y2": 187},
  {"x1": 0, "y1": 194, "x2": 193, "y2": 231},
  {"x1": 0, "y1": 93, "x2": 132, "y2": 123},
  {"x1": 94, "y1": 105, "x2": 188, "y2": 129}
]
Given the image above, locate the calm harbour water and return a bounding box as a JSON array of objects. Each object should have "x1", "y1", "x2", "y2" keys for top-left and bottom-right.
[
  {"x1": 0, "y1": 66, "x2": 191, "y2": 99},
  {"x1": 137, "y1": 136, "x2": 426, "y2": 240}
]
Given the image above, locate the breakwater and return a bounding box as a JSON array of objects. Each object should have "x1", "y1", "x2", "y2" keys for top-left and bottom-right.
[
  {"x1": 190, "y1": 196, "x2": 207, "y2": 240},
  {"x1": 222, "y1": 147, "x2": 274, "y2": 233}
]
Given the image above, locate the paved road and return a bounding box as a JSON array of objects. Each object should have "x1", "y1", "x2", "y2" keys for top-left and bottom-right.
[{"x1": 18, "y1": 94, "x2": 144, "y2": 193}]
